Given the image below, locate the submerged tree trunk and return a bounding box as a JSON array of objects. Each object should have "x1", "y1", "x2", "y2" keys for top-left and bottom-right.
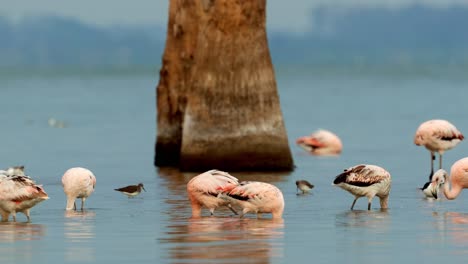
[{"x1": 155, "y1": 0, "x2": 294, "y2": 171}]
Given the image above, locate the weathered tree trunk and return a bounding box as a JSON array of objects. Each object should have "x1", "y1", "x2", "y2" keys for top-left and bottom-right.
[{"x1": 155, "y1": 0, "x2": 294, "y2": 171}]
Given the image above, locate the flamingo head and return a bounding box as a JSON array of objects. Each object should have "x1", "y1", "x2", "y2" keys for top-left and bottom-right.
[{"x1": 432, "y1": 169, "x2": 447, "y2": 186}]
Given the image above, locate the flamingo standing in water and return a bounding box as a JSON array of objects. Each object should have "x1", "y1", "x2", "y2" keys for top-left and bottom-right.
[
  {"x1": 0, "y1": 168, "x2": 49, "y2": 222},
  {"x1": 62, "y1": 167, "x2": 96, "y2": 211},
  {"x1": 333, "y1": 164, "x2": 391, "y2": 210},
  {"x1": 296, "y1": 129, "x2": 342, "y2": 156},
  {"x1": 187, "y1": 170, "x2": 239, "y2": 218},
  {"x1": 442, "y1": 157, "x2": 468, "y2": 200},
  {"x1": 420, "y1": 169, "x2": 446, "y2": 199},
  {"x1": 220, "y1": 181, "x2": 285, "y2": 219},
  {"x1": 414, "y1": 119, "x2": 464, "y2": 179}
]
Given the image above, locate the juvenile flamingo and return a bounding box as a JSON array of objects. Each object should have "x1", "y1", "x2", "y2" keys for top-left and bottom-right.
[
  {"x1": 442, "y1": 157, "x2": 468, "y2": 200},
  {"x1": 296, "y1": 129, "x2": 342, "y2": 156},
  {"x1": 187, "y1": 170, "x2": 239, "y2": 218},
  {"x1": 62, "y1": 167, "x2": 96, "y2": 210},
  {"x1": 333, "y1": 164, "x2": 391, "y2": 210},
  {"x1": 420, "y1": 169, "x2": 446, "y2": 199},
  {"x1": 414, "y1": 119, "x2": 464, "y2": 179},
  {"x1": 0, "y1": 170, "x2": 49, "y2": 222},
  {"x1": 220, "y1": 181, "x2": 285, "y2": 219}
]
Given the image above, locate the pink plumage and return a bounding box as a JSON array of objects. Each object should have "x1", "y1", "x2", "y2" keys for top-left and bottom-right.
[
  {"x1": 221, "y1": 181, "x2": 285, "y2": 219},
  {"x1": 414, "y1": 119, "x2": 464, "y2": 179},
  {"x1": 296, "y1": 129, "x2": 342, "y2": 156},
  {"x1": 187, "y1": 170, "x2": 239, "y2": 218},
  {"x1": 442, "y1": 157, "x2": 468, "y2": 200},
  {"x1": 0, "y1": 167, "x2": 49, "y2": 222},
  {"x1": 62, "y1": 167, "x2": 96, "y2": 211}
]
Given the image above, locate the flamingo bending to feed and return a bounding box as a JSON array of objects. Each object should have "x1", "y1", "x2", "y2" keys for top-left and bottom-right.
[
  {"x1": 62, "y1": 167, "x2": 96, "y2": 210},
  {"x1": 187, "y1": 170, "x2": 239, "y2": 218},
  {"x1": 296, "y1": 129, "x2": 342, "y2": 156},
  {"x1": 333, "y1": 164, "x2": 391, "y2": 210},
  {"x1": 414, "y1": 119, "x2": 464, "y2": 179},
  {"x1": 420, "y1": 169, "x2": 446, "y2": 199},
  {"x1": 442, "y1": 157, "x2": 468, "y2": 200},
  {"x1": 0, "y1": 169, "x2": 49, "y2": 222},
  {"x1": 220, "y1": 181, "x2": 285, "y2": 219}
]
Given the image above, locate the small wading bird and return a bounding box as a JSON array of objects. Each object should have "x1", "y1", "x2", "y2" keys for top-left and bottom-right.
[
  {"x1": 0, "y1": 166, "x2": 49, "y2": 222},
  {"x1": 296, "y1": 129, "x2": 343, "y2": 156},
  {"x1": 414, "y1": 119, "x2": 464, "y2": 179},
  {"x1": 333, "y1": 164, "x2": 391, "y2": 210},
  {"x1": 115, "y1": 183, "x2": 146, "y2": 198},
  {"x1": 220, "y1": 181, "x2": 285, "y2": 219},
  {"x1": 187, "y1": 170, "x2": 239, "y2": 218},
  {"x1": 296, "y1": 180, "x2": 314, "y2": 194},
  {"x1": 62, "y1": 167, "x2": 96, "y2": 211},
  {"x1": 442, "y1": 157, "x2": 468, "y2": 200},
  {"x1": 420, "y1": 169, "x2": 446, "y2": 199}
]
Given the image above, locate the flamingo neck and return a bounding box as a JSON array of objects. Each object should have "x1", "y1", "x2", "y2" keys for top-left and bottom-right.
[
  {"x1": 443, "y1": 181, "x2": 463, "y2": 200},
  {"x1": 190, "y1": 201, "x2": 202, "y2": 218}
]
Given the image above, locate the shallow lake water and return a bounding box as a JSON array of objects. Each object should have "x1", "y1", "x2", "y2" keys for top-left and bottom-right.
[{"x1": 1, "y1": 66, "x2": 468, "y2": 263}]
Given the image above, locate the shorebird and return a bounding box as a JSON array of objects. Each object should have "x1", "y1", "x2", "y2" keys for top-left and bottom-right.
[
  {"x1": 62, "y1": 167, "x2": 96, "y2": 211},
  {"x1": 296, "y1": 129, "x2": 342, "y2": 156},
  {"x1": 115, "y1": 183, "x2": 146, "y2": 198},
  {"x1": 187, "y1": 169, "x2": 239, "y2": 218},
  {"x1": 420, "y1": 169, "x2": 446, "y2": 199},
  {"x1": 442, "y1": 157, "x2": 468, "y2": 200},
  {"x1": 220, "y1": 181, "x2": 285, "y2": 219},
  {"x1": 333, "y1": 164, "x2": 391, "y2": 210},
  {"x1": 296, "y1": 180, "x2": 314, "y2": 194},
  {"x1": 414, "y1": 119, "x2": 464, "y2": 179},
  {"x1": 0, "y1": 172, "x2": 49, "y2": 222}
]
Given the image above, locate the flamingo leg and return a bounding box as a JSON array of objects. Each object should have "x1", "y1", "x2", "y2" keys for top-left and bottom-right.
[
  {"x1": 12, "y1": 212, "x2": 16, "y2": 222},
  {"x1": 429, "y1": 152, "x2": 435, "y2": 180},
  {"x1": 439, "y1": 153, "x2": 443, "y2": 170},
  {"x1": 368, "y1": 201, "x2": 372, "y2": 210},
  {"x1": 226, "y1": 204, "x2": 238, "y2": 215},
  {"x1": 81, "y1": 198, "x2": 86, "y2": 211},
  {"x1": 350, "y1": 197, "x2": 358, "y2": 210}
]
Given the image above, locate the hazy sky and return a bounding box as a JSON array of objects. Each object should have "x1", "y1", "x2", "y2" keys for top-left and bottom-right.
[{"x1": 2, "y1": 0, "x2": 468, "y2": 32}]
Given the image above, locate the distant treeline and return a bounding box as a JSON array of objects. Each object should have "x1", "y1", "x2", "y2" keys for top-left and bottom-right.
[{"x1": 2, "y1": 5, "x2": 468, "y2": 68}]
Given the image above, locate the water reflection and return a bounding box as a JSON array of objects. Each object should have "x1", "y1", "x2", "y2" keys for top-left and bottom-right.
[
  {"x1": 0, "y1": 223, "x2": 45, "y2": 263},
  {"x1": 64, "y1": 210, "x2": 96, "y2": 262},
  {"x1": 162, "y1": 217, "x2": 284, "y2": 263},
  {"x1": 335, "y1": 210, "x2": 390, "y2": 229}
]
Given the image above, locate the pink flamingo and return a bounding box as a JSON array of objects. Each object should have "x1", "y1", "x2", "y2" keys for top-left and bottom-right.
[
  {"x1": 414, "y1": 119, "x2": 464, "y2": 179},
  {"x1": 296, "y1": 129, "x2": 342, "y2": 156},
  {"x1": 220, "y1": 181, "x2": 285, "y2": 219},
  {"x1": 187, "y1": 170, "x2": 239, "y2": 218},
  {"x1": 333, "y1": 164, "x2": 391, "y2": 210},
  {"x1": 0, "y1": 169, "x2": 49, "y2": 222},
  {"x1": 442, "y1": 157, "x2": 468, "y2": 200},
  {"x1": 62, "y1": 167, "x2": 96, "y2": 211}
]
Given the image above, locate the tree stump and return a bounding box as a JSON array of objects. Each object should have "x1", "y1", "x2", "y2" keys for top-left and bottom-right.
[{"x1": 155, "y1": 0, "x2": 294, "y2": 171}]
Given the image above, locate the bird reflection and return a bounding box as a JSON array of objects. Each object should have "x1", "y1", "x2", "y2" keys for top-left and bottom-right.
[
  {"x1": 0, "y1": 222, "x2": 45, "y2": 242},
  {"x1": 335, "y1": 209, "x2": 390, "y2": 229},
  {"x1": 161, "y1": 217, "x2": 284, "y2": 263},
  {"x1": 64, "y1": 210, "x2": 96, "y2": 262}
]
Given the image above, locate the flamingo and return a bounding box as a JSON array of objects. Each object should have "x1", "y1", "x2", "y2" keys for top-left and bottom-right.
[
  {"x1": 0, "y1": 165, "x2": 26, "y2": 176},
  {"x1": 333, "y1": 164, "x2": 391, "y2": 210},
  {"x1": 62, "y1": 167, "x2": 96, "y2": 211},
  {"x1": 296, "y1": 180, "x2": 314, "y2": 194},
  {"x1": 115, "y1": 183, "x2": 146, "y2": 198},
  {"x1": 187, "y1": 169, "x2": 239, "y2": 218},
  {"x1": 296, "y1": 129, "x2": 342, "y2": 156},
  {"x1": 442, "y1": 157, "x2": 468, "y2": 200},
  {"x1": 0, "y1": 171, "x2": 49, "y2": 222},
  {"x1": 414, "y1": 119, "x2": 464, "y2": 179},
  {"x1": 220, "y1": 181, "x2": 285, "y2": 219},
  {"x1": 420, "y1": 169, "x2": 446, "y2": 199}
]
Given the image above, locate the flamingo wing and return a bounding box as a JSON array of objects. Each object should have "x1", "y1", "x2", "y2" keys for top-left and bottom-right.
[
  {"x1": 0, "y1": 176, "x2": 44, "y2": 201},
  {"x1": 334, "y1": 165, "x2": 388, "y2": 187}
]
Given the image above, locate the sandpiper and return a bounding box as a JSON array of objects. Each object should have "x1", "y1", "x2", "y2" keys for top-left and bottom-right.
[
  {"x1": 115, "y1": 183, "x2": 146, "y2": 198},
  {"x1": 296, "y1": 180, "x2": 314, "y2": 194}
]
